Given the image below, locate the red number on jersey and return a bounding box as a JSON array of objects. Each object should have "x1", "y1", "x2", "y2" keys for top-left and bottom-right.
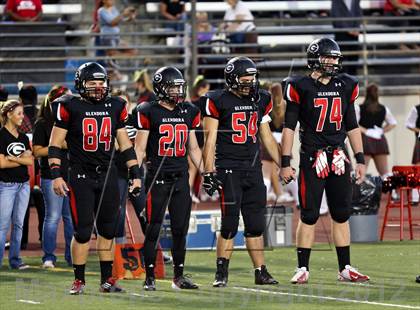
[
  {"x1": 232, "y1": 112, "x2": 258, "y2": 144},
  {"x1": 83, "y1": 118, "x2": 98, "y2": 151},
  {"x1": 158, "y1": 124, "x2": 188, "y2": 157},
  {"x1": 330, "y1": 97, "x2": 342, "y2": 130},
  {"x1": 82, "y1": 117, "x2": 112, "y2": 152},
  {"x1": 314, "y1": 97, "x2": 343, "y2": 132}
]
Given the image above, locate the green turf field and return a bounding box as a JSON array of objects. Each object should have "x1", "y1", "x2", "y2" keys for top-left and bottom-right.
[{"x1": 1, "y1": 241, "x2": 419, "y2": 310}]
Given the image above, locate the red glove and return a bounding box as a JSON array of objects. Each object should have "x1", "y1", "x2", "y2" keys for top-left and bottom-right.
[{"x1": 312, "y1": 150, "x2": 329, "y2": 179}]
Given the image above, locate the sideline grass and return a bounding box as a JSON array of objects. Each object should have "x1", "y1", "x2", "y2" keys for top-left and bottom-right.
[{"x1": 1, "y1": 241, "x2": 419, "y2": 310}]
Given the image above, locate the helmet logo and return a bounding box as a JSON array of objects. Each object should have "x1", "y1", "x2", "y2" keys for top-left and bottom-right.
[
  {"x1": 309, "y1": 43, "x2": 319, "y2": 53},
  {"x1": 154, "y1": 73, "x2": 163, "y2": 83},
  {"x1": 225, "y1": 63, "x2": 234, "y2": 73},
  {"x1": 93, "y1": 72, "x2": 105, "y2": 79}
]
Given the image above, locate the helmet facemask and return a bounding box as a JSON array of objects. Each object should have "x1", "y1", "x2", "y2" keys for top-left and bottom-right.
[
  {"x1": 318, "y1": 54, "x2": 343, "y2": 76},
  {"x1": 161, "y1": 79, "x2": 186, "y2": 105},
  {"x1": 82, "y1": 79, "x2": 109, "y2": 103},
  {"x1": 234, "y1": 74, "x2": 259, "y2": 99}
]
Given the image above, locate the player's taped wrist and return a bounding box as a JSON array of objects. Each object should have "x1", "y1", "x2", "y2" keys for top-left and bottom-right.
[
  {"x1": 121, "y1": 147, "x2": 137, "y2": 163},
  {"x1": 48, "y1": 146, "x2": 63, "y2": 160},
  {"x1": 49, "y1": 163, "x2": 61, "y2": 179},
  {"x1": 128, "y1": 165, "x2": 142, "y2": 180},
  {"x1": 281, "y1": 155, "x2": 291, "y2": 168},
  {"x1": 354, "y1": 152, "x2": 365, "y2": 165}
]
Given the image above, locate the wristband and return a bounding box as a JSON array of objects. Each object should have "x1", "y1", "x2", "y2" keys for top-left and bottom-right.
[
  {"x1": 50, "y1": 164, "x2": 62, "y2": 179},
  {"x1": 354, "y1": 152, "x2": 365, "y2": 165},
  {"x1": 281, "y1": 155, "x2": 291, "y2": 168},
  {"x1": 129, "y1": 165, "x2": 142, "y2": 180}
]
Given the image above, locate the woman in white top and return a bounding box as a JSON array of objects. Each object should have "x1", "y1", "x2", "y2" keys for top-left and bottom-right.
[{"x1": 222, "y1": 0, "x2": 255, "y2": 44}]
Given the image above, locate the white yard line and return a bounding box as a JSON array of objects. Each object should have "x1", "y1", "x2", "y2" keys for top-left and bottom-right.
[
  {"x1": 232, "y1": 287, "x2": 420, "y2": 309},
  {"x1": 17, "y1": 299, "x2": 41, "y2": 305}
]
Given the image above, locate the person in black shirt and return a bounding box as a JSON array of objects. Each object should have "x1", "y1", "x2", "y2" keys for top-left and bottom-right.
[
  {"x1": 160, "y1": 0, "x2": 186, "y2": 31},
  {"x1": 134, "y1": 66, "x2": 202, "y2": 291},
  {"x1": 33, "y1": 85, "x2": 74, "y2": 268},
  {"x1": 202, "y1": 57, "x2": 280, "y2": 287},
  {"x1": 48, "y1": 62, "x2": 141, "y2": 295},
  {"x1": 0, "y1": 100, "x2": 34, "y2": 270},
  {"x1": 281, "y1": 38, "x2": 369, "y2": 284},
  {"x1": 355, "y1": 83, "x2": 397, "y2": 177}
]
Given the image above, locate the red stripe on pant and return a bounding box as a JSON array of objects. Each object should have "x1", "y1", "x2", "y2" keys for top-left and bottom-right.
[
  {"x1": 146, "y1": 191, "x2": 152, "y2": 223},
  {"x1": 68, "y1": 186, "x2": 78, "y2": 226},
  {"x1": 220, "y1": 188, "x2": 225, "y2": 216},
  {"x1": 299, "y1": 170, "x2": 306, "y2": 209}
]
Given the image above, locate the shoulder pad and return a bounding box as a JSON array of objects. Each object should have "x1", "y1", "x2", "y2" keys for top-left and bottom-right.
[
  {"x1": 337, "y1": 73, "x2": 358, "y2": 86},
  {"x1": 135, "y1": 101, "x2": 153, "y2": 114},
  {"x1": 204, "y1": 89, "x2": 224, "y2": 102}
]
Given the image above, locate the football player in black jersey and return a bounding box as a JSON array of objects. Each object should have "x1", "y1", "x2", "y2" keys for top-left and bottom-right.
[
  {"x1": 281, "y1": 38, "x2": 369, "y2": 284},
  {"x1": 48, "y1": 62, "x2": 141, "y2": 294},
  {"x1": 134, "y1": 66, "x2": 202, "y2": 291},
  {"x1": 202, "y1": 57, "x2": 280, "y2": 287}
]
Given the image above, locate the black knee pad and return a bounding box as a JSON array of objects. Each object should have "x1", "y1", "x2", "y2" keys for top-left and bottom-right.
[
  {"x1": 220, "y1": 216, "x2": 239, "y2": 239},
  {"x1": 96, "y1": 221, "x2": 117, "y2": 240},
  {"x1": 244, "y1": 230, "x2": 263, "y2": 238},
  {"x1": 243, "y1": 212, "x2": 265, "y2": 238},
  {"x1": 145, "y1": 223, "x2": 162, "y2": 242},
  {"x1": 74, "y1": 227, "x2": 92, "y2": 244},
  {"x1": 300, "y1": 208, "x2": 319, "y2": 225},
  {"x1": 330, "y1": 208, "x2": 350, "y2": 224}
]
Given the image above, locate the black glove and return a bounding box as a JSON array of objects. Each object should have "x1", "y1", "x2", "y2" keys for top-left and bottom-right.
[{"x1": 202, "y1": 172, "x2": 222, "y2": 196}]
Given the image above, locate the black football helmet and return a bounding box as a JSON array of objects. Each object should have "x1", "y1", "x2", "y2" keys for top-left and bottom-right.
[
  {"x1": 307, "y1": 38, "x2": 342, "y2": 76},
  {"x1": 74, "y1": 62, "x2": 109, "y2": 102},
  {"x1": 224, "y1": 56, "x2": 259, "y2": 101},
  {"x1": 152, "y1": 66, "x2": 186, "y2": 105}
]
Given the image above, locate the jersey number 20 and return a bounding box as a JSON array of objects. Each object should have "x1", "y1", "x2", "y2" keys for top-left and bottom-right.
[
  {"x1": 159, "y1": 124, "x2": 188, "y2": 156},
  {"x1": 314, "y1": 97, "x2": 342, "y2": 131},
  {"x1": 82, "y1": 117, "x2": 112, "y2": 152}
]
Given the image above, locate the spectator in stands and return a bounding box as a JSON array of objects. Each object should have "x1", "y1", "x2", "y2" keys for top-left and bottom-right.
[
  {"x1": 331, "y1": 0, "x2": 362, "y2": 76},
  {"x1": 98, "y1": 0, "x2": 137, "y2": 60},
  {"x1": 18, "y1": 85, "x2": 38, "y2": 133},
  {"x1": 384, "y1": 0, "x2": 420, "y2": 49},
  {"x1": 405, "y1": 103, "x2": 420, "y2": 165},
  {"x1": 0, "y1": 86, "x2": 8, "y2": 103},
  {"x1": 33, "y1": 85, "x2": 73, "y2": 268},
  {"x1": 160, "y1": 0, "x2": 186, "y2": 31},
  {"x1": 222, "y1": 0, "x2": 255, "y2": 44},
  {"x1": 355, "y1": 83, "x2": 397, "y2": 177},
  {"x1": 4, "y1": 0, "x2": 42, "y2": 22},
  {"x1": 0, "y1": 100, "x2": 33, "y2": 270},
  {"x1": 133, "y1": 69, "x2": 156, "y2": 106},
  {"x1": 196, "y1": 12, "x2": 215, "y2": 43}
]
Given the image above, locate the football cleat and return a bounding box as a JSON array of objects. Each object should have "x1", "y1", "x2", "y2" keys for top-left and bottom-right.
[
  {"x1": 172, "y1": 275, "x2": 199, "y2": 290},
  {"x1": 255, "y1": 265, "x2": 278, "y2": 285},
  {"x1": 143, "y1": 276, "x2": 156, "y2": 291},
  {"x1": 213, "y1": 270, "x2": 228, "y2": 287},
  {"x1": 69, "y1": 279, "x2": 85, "y2": 295},
  {"x1": 338, "y1": 265, "x2": 370, "y2": 282},
  {"x1": 290, "y1": 267, "x2": 310, "y2": 284},
  {"x1": 100, "y1": 277, "x2": 124, "y2": 293}
]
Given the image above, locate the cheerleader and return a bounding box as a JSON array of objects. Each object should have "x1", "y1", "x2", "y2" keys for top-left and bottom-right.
[
  {"x1": 405, "y1": 103, "x2": 420, "y2": 165},
  {"x1": 355, "y1": 84, "x2": 397, "y2": 177}
]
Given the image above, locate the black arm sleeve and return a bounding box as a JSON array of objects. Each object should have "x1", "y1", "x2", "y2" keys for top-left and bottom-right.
[
  {"x1": 283, "y1": 101, "x2": 300, "y2": 131},
  {"x1": 344, "y1": 103, "x2": 359, "y2": 132}
]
